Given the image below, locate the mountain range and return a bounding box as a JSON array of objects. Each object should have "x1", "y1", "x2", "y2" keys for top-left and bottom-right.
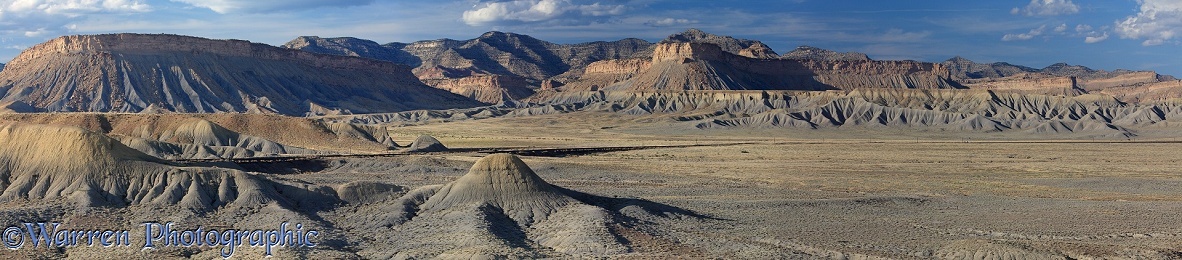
[
  {"x1": 285, "y1": 29, "x2": 1179, "y2": 103},
  {"x1": 0, "y1": 29, "x2": 1180, "y2": 117}
]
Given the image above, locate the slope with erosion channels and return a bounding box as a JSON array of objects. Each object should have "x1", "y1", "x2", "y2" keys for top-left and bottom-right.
[
  {"x1": 0, "y1": 34, "x2": 482, "y2": 115},
  {"x1": 0, "y1": 122, "x2": 337, "y2": 214},
  {"x1": 0, "y1": 113, "x2": 396, "y2": 159}
]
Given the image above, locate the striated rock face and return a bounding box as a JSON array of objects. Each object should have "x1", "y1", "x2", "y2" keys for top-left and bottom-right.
[
  {"x1": 0, "y1": 34, "x2": 481, "y2": 115},
  {"x1": 959, "y1": 73, "x2": 1082, "y2": 96},
  {"x1": 560, "y1": 42, "x2": 957, "y2": 91},
  {"x1": 424, "y1": 75, "x2": 535, "y2": 104}
]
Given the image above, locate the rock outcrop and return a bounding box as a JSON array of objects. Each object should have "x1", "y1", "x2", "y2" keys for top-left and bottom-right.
[{"x1": 0, "y1": 34, "x2": 481, "y2": 115}]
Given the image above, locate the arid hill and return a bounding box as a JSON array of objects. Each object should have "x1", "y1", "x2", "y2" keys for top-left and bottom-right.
[
  {"x1": 556, "y1": 42, "x2": 958, "y2": 91},
  {"x1": 0, "y1": 34, "x2": 482, "y2": 115},
  {"x1": 0, "y1": 113, "x2": 395, "y2": 159},
  {"x1": 336, "y1": 153, "x2": 697, "y2": 258}
]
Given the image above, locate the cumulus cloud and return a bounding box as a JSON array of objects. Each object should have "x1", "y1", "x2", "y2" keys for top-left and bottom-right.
[
  {"x1": 1115, "y1": 0, "x2": 1182, "y2": 46},
  {"x1": 462, "y1": 0, "x2": 626, "y2": 26},
  {"x1": 1053, "y1": 23, "x2": 1067, "y2": 33},
  {"x1": 1084, "y1": 32, "x2": 1109, "y2": 43},
  {"x1": 0, "y1": 0, "x2": 150, "y2": 37},
  {"x1": 1002, "y1": 25, "x2": 1046, "y2": 41},
  {"x1": 644, "y1": 18, "x2": 695, "y2": 27},
  {"x1": 1011, "y1": 0, "x2": 1079, "y2": 16},
  {"x1": 171, "y1": 0, "x2": 373, "y2": 14},
  {"x1": 1074, "y1": 24, "x2": 1092, "y2": 33}
]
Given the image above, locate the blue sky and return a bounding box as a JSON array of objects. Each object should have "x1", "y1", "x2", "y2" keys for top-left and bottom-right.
[{"x1": 1, "y1": 0, "x2": 1180, "y2": 76}]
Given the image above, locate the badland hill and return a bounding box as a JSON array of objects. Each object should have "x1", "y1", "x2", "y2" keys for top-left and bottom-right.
[{"x1": 0, "y1": 34, "x2": 482, "y2": 115}]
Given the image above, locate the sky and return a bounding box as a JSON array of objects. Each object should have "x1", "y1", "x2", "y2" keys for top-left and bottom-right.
[{"x1": 0, "y1": 0, "x2": 1180, "y2": 76}]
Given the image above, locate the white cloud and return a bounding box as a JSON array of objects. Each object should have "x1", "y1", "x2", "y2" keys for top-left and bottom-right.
[
  {"x1": 4, "y1": 0, "x2": 150, "y2": 15},
  {"x1": 170, "y1": 0, "x2": 373, "y2": 14},
  {"x1": 23, "y1": 28, "x2": 50, "y2": 37},
  {"x1": 1085, "y1": 32, "x2": 1109, "y2": 43},
  {"x1": 0, "y1": 0, "x2": 151, "y2": 38},
  {"x1": 1074, "y1": 24, "x2": 1092, "y2": 33},
  {"x1": 1053, "y1": 23, "x2": 1067, "y2": 33},
  {"x1": 644, "y1": 18, "x2": 695, "y2": 27},
  {"x1": 461, "y1": 0, "x2": 626, "y2": 26},
  {"x1": 1011, "y1": 0, "x2": 1079, "y2": 17},
  {"x1": 1115, "y1": 0, "x2": 1182, "y2": 46},
  {"x1": 1002, "y1": 25, "x2": 1046, "y2": 41}
]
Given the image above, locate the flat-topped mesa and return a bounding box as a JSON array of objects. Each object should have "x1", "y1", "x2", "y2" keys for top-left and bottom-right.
[
  {"x1": 652, "y1": 42, "x2": 727, "y2": 63},
  {"x1": 6, "y1": 34, "x2": 409, "y2": 72}
]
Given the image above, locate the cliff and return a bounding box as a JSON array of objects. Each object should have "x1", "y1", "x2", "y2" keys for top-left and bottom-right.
[
  {"x1": 0, "y1": 34, "x2": 482, "y2": 115},
  {"x1": 959, "y1": 73, "x2": 1082, "y2": 96}
]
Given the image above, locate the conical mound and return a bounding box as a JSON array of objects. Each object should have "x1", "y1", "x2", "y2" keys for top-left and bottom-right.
[
  {"x1": 420, "y1": 153, "x2": 574, "y2": 225},
  {"x1": 406, "y1": 135, "x2": 448, "y2": 152}
]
